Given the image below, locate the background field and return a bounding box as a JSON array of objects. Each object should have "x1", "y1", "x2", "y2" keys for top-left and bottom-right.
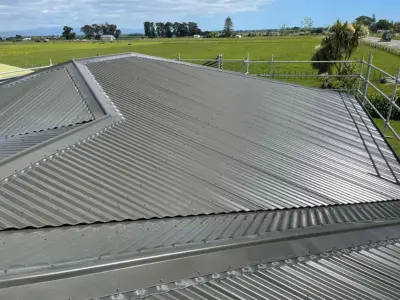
[{"x1": 1, "y1": 36, "x2": 400, "y2": 153}]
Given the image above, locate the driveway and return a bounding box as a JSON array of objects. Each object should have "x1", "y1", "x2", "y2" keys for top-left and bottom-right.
[{"x1": 364, "y1": 37, "x2": 400, "y2": 50}]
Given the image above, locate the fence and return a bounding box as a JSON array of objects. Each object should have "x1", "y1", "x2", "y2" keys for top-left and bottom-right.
[
  {"x1": 178, "y1": 52, "x2": 400, "y2": 141},
  {"x1": 361, "y1": 40, "x2": 400, "y2": 56}
]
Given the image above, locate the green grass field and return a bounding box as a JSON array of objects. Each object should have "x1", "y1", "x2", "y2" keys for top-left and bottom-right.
[{"x1": 1, "y1": 36, "x2": 400, "y2": 154}]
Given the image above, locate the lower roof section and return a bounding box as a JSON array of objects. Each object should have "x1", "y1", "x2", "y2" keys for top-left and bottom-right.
[
  {"x1": 117, "y1": 240, "x2": 400, "y2": 300},
  {"x1": 1, "y1": 218, "x2": 399, "y2": 300},
  {"x1": 0, "y1": 127, "x2": 73, "y2": 161},
  {"x1": 2, "y1": 200, "x2": 400, "y2": 278}
]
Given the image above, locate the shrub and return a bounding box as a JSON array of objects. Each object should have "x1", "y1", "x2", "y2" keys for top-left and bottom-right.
[{"x1": 364, "y1": 91, "x2": 400, "y2": 120}]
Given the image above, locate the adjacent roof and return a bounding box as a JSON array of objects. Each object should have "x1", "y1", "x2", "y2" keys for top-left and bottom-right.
[{"x1": 1, "y1": 53, "x2": 400, "y2": 300}]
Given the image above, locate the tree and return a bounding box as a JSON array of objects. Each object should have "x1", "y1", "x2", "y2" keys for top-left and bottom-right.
[
  {"x1": 394, "y1": 22, "x2": 400, "y2": 33},
  {"x1": 279, "y1": 24, "x2": 288, "y2": 36},
  {"x1": 355, "y1": 16, "x2": 374, "y2": 27},
  {"x1": 62, "y1": 26, "x2": 75, "y2": 40},
  {"x1": 0, "y1": 37, "x2": 2, "y2": 41},
  {"x1": 144, "y1": 22, "x2": 151, "y2": 37},
  {"x1": 115, "y1": 29, "x2": 121, "y2": 39},
  {"x1": 81, "y1": 25, "x2": 95, "y2": 39},
  {"x1": 188, "y1": 22, "x2": 200, "y2": 36},
  {"x1": 301, "y1": 17, "x2": 313, "y2": 30},
  {"x1": 149, "y1": 22, "x2": 156, "y2": 38},
  {"x1": 376, "y1": 19, "x2": 392, "y2": 31},
  {"x1": 311, "y1": 20, "x2": 365, "y2": 75},
  {"x1": 15, "y1": 35, "x2": 22, "y2": 40},
  {"x1": 156, "y1": 22, "x2": 165, "y2": 37},
  {"x1": 165, "y1": 22, "x2": 173, "y2": 38},
  {"x1": 223, "y1": 16, "x2": 234, "y2": 37},
  {"x1": 173, "y1": 22, "x2": 180, "y2": 36}
]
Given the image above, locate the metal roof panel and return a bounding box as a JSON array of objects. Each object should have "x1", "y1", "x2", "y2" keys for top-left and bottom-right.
[{"x1": 0, "y1": 55, "x2": 400, "y2": 229}]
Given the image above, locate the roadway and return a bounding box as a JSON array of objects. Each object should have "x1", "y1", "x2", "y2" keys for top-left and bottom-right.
[{"x1": 364, "y1": 37, "x2": 400, "y2": 50}]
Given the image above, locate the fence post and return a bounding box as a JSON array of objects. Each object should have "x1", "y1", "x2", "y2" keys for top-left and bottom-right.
[
  {"x1": 50, "y1": 58, "x2": 53, "y2": 66},
  {"x1": 218, "y1": 54, "x2": 223, "y2": 69},
  {"x1": 384, "y1": 68, "x2": 400, "y2": 136},
  {"x1": 246, "y1": 52, "x2": 250, "y2": 74},
  {"x1": 270, "y1": 54, "x2": 274, "y2": 79},
  {"x1": 362, "y1": 52, "x2": 373, "y2": 105},
  {"x1": 178, "y1": 53, "x2": 181, "y2": 61}
]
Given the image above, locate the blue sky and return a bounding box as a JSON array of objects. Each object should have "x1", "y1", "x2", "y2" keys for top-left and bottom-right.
[{"x1": 0, "y1": 0, "x2": 398, "y2": 32}]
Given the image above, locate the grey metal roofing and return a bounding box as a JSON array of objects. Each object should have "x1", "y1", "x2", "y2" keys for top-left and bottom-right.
[
  {"x1": 1, "y1": 200, "x2": 400, "y2": 277},
  {"x1": 106, "y1": 240, "x2": 400, "y2": 300},
  {"x1": 0, "y1": 127, "x2": 73, "y2": 161},
  {"x1": 0, "y1": 64, "x2": 93, "y2": 138},
  {"x1": 1, "y1": 54, "x2": 400, "y2": 229}
]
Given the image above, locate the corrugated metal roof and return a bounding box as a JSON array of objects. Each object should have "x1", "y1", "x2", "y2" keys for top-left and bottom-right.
[
  {"x1": 0, "y1": 64, "x2": 93, "y2": 137},
  {"x1": 99, "y1": 240, "x2": 400, "y2": 300},
  {"x1": 1, "y1": 55, "x2": 400, "y2": 229},
  {"x1": 1, "y1": 201, "x2": 399, "y2": 275},
  {"x1": 0, "y1": 127, "x2": 73, "y2": 161}
]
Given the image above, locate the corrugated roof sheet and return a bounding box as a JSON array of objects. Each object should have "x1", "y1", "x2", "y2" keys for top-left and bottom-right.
[
  {"x1": 0, "y1": 127, "x2": 73, "y2": 161},
  {"x1": 99, "y1": 240, "x2": 400, "y2": 300},
  {"x1": 0, "y1": 55, "x2": 400, "y2": 229},
  {"x1": 0, "y1": 65, "x2": 93, "y2": 137},
  {"x1": 2, "y1": 200, "x2": 400, "y2": 275}
]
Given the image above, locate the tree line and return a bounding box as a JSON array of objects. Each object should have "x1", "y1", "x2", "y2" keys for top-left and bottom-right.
[
  {"x1": 61, "y1": 23, "x2": 122, "y2": 40},
  {"x1": 143, "y1": 22, "x2": 201, "y2": 38},
  {"x1": 355, "y1": 14, "x2": 400, "y2": 32}
]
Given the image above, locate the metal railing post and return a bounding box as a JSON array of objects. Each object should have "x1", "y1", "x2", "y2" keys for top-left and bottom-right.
[
  {"x1": 246, "y1": 53, "x2": 250, "y2": 74},
  {"x1": 384, "y1": 68, "x2": 400, "y2": 136},
  {"x1": 362, "y1": 52, "x2": 373, "y2": 105},
  {"x1": 270, "y1": 54, "x2": 274, "y2": 79},
  {"x1": 178, "y1": 53, "x2": 181, "y2": 61},
  {"x1": 50, "y1": 58, "x2": 53, "y2": 66},
  {"x1": 357, "y1": 56, "x2": 364, "y2": 93}
]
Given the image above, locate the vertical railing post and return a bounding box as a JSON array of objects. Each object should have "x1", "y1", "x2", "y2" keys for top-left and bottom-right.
[
  {"x1": 246, "y1": 52, "x2": 250, "y2": 74},
  {"x1": 50, "y1": 58, "x2": 53, "y2": 66},
  {"x1": 362, "y1": 52, "x2": 373, "y2": 105},
  {"x1": 384, "y1": 68, "x2": 400, "y2": 136},
  {"x1": 178, "y1": 53, "x2": 181, "y2": 61},
  {"x1": 270, "y1": 54, "x2": 274, "y2": 79},
  {"x1": 357, "y1": 56, "x2": 364, "y2": 94}
]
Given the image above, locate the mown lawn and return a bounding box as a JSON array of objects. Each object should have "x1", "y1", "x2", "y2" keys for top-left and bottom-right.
[{"x1": 373, "y1": 119, "x2": 400, "y2": 156}]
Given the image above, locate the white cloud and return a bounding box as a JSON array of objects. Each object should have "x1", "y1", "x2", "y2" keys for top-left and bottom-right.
[{"x1": 0, "y1": 0, "x2": 273, "y2": 30}]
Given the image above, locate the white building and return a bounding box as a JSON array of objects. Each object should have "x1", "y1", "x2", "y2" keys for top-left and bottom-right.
[
  {"x1": 101, "y1": 35, "x2": 116, "y2": 41},
  {"x1": 193, "y1": 34, "x2": 201, "y2": 39},
  {"x1": 235, "y1": 34, "x2": 242, "y2": 38},
  {"x1": 23, "y1": 37, "x2": 32, "y2": 41}
]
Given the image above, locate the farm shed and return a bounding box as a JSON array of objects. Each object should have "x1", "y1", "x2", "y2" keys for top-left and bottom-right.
[
  {"x1": 100, "y1": 35, "x2": 115, "y2": 41},
  {"x1": 1, "y1": 53, "x2": 400, "y2": 300}
]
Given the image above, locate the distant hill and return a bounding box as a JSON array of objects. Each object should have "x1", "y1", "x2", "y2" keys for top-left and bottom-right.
[{"x1": 0, "y1": 27, "x2": 143, "y2": 38}]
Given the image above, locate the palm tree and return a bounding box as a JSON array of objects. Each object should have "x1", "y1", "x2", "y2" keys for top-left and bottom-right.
[{"x1": 311, "y1": 20, "x2": 365, "y2": 75}]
